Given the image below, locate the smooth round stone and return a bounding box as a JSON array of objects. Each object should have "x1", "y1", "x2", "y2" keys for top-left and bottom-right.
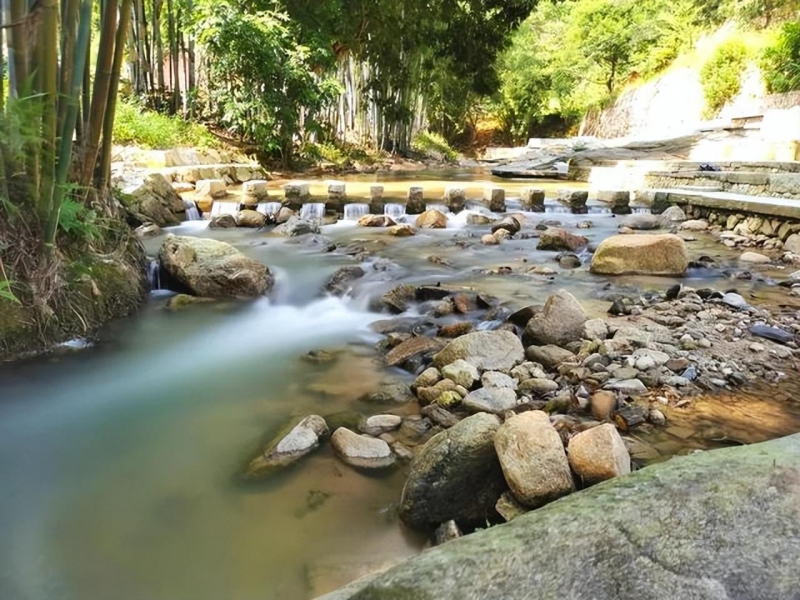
[{"x1": 331, "y1": 428, "x2": 396, "y2": 469}]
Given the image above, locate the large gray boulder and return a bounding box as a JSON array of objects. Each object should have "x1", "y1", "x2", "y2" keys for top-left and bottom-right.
[
  {"x1": 319, "y1": 433, "x2": 800, "y2": 600},
  {"x1": 158, "y1": 234, "x2": 273, "y2": 298},
  {"x1": 433, "y1": 331, "x2": 524, "y2": 373},
  {"x1": 399, "y1": 413, "x2": 506, "y2": 530},
  {"x1": 522, "y1": 289, "x2": 587, "y2": 347}
]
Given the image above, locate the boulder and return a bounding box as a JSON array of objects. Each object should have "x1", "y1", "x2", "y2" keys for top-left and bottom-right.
[
  {"x1": 784, "y1": 233, "x2": 800, "y2": 254},
  {"x1": 537, "y1": 228, "x2": 588, "y2": 252},
  {"x1": 118, "y1": 173, "x2": 185, "y2": 227},
  {"x1": 481, "y1": 234, "x2": 500, "y2": 245},
  {"x1": 275, "y1": 206, "x2": 295, "y2": 224},
  {"x1": 679, "y1": 219, "x2": 708, "y2": 231},
  {"x1": 358, "y1": 214, "x2": 396, "y2": 227},
  {"x1": 467, "y1": 213, "x2": 494, "y2": 225},
  {"x1": 525, "y1": 344, "x2": 575, "y2": 369},
  {"x1": 520, "y1": 189, "x2": 545, "y2": 212},
  {"x1": 462, "y1": 388, "x2": 518, "y2": 414},
  {"x1": 491, "y1": 216, "x2": 521, "y2": 236},
  {"x1": 134, "y1": 223, "x2": 162, "y2": 238},
  {"x1": 399, "y1": 413, "x2": 505, "y2": 530},
  {"x1": 567, "y1": 423, "x2": 630, "y2": 485},
  {"x1": 360, "y1": 415, "x2": 402, "y2": 437},
  {"x1": 319, "y1": 434, "x2": 800, "y2": 600},
  {"x1": 583, "y1": 319, "x2": 608, "y2": 341},
  {"x1": 273, "y1": 216, "x2": 321, "y2": 236},
  {"x1": 590, "y1": 390, "x2": 617, "y2": 420},
  {"x1": 385, "y1": 337, "x2": 447, "y2": 368},
  {"x1": 415, "y1": 209, "x2": 448, "y2": 229},
  {"x1": 246, "y1": 415, "x2": 328, "y2": 477},
  {"x1": 659, "y1": 205, "x2": 687, "y2": 224},
  {"x1": 364, "y1": 381, "x2": 414, "y2": 404},
  {"x1": 739, "y1": 251, "x2": 771, "y2": 264},
  {"x1": 433, "y1": 330, "x2": 525, "y2": 372},
  {"x1": 158, "y1": 234, "x2": 272, "y2": 298},
  {"x1": 209, "y1": 214, "x2": 236, "y2": 229},
  {"x1": 494, "y1": 411, "x2": 574, "y2": 508},
  {"x1": 522, "y1": 289, "x2": 587, "y2": 347},
  {"x1": 235, "y1": 209, "x2": 267, "y2": 228},
  {"x1": 620, "y1": 213, "x2": 660, "y2": 230},
  {"x1": 590, "y1": 234, "x2": 688, "y2": 276},
  {"x1": 331, "y1": 428, "x2": 395, "y2": 469}
]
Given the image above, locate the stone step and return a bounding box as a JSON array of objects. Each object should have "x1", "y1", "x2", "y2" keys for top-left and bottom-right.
[
  {"x1": 644, "y1": 188, "x2": 800, "y2": 220},
  {"x1": 160, "y1": 162, "x2": 266, "y2": 185},
  {"x1": 643, "y1": 170, "x2": 800, "y2": 200}
]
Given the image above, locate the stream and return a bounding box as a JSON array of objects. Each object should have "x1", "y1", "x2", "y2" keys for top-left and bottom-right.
[{"x1": 2, "y1": 170, "x2": 800, "y2": 600}]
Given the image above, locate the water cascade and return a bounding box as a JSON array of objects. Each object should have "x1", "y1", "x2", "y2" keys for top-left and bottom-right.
[
  {"x1": 343, "y1": 203, "x2": 370, "y2": 221},
  {"x1": 385, "y1": 203, "x2": 406, "y2": 219},
  {"x1": 183, "y1": 199, "x2": 202, "y2": 221},
  {"x1": 257, "y1": 202, "x2": 283, "y2": 217},
  {"x1": 425, "y1": 204, "x2": 450, "y2": 214},
  {"x1": 300, "y1": 203, "x2": 326, "y2": 223},
  {"x1": 147, "y1": 259, "x2": 161, "y2": 290},
  {"x1": 210, "y1": 201, "x2": 239, "y2": 217}
]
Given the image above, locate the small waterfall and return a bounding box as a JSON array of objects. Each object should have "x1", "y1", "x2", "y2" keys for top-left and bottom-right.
[
  {"x1": 343, "y1": 203, "x2": 370, "y2": 221},
  {"x1": 385, "y1": 203, "x2": 406, "y2": 218},
  {"x1": 210, "y1": 201, "x2": 239, "y2": 217},
  {"x1": 183, "y1": 198, "x2": 201, "y2": 220},
  {"x1": 426, "y1": 203, "x2": 450, "y2": 213},
  {"x1": 147, "y1": 259, "x2": 161, "y2": 290},
  {"x1": 300, "y1": 203, "x2": 326, "y2": 222},
  {"x1": 256, "y1": 202, "x2": 283, "y2": 217}
]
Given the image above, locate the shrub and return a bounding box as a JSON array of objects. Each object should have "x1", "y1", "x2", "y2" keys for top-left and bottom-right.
[
  {"x1": 761, "y1": 22, "x2": 800, "y2": 94},
  {"x1": 701, "y1": 39, "x2": 750, "y2": 117},
  {"x1": 411, "y1": 131, "x2": 459, "y2": 162},
  {"x1": 113, "y1": 100, "x2": 218, "y2": 149}
]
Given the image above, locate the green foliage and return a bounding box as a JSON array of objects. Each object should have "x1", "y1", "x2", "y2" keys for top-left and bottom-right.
[
  {"x1": 701, "y1": 39, "x2": 751, "y2": 116},
  {"x1": 411, "y1": 131, "x2": 459, "y2": 162},
  {"x1": 113, "y1": 100, "x2": 218, "y2": 149},
  {"x1": 57, "y1": 198, "x2": 99, "y2": 241},
  {"x1": 761, "y1": 21, "x2": 800, "y2": 93},
  {"x1": 0, "y1": 279, "x2": 20, "y2": 305},
  {"x1": 194, "y1": 3, "x2": 339, "y2": 161}
]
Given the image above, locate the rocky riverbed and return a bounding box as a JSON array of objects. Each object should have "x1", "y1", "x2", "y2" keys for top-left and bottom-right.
[{"x1": 133, "y1": 177, "x2": 800, "y2": 597}]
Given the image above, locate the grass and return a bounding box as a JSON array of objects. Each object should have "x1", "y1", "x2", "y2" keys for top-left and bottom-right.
[
  {"x1": 411, "y1": 131, "x2": 459, "y2": 162},
  {"x1": 113, "y1": 100, "x2": 219, "y2": 149}
]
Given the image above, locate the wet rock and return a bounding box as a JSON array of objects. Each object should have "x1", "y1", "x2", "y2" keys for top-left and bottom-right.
[
  {"x1": 522, "y1": 289, "x2": 587, "y2": 347},
  {"x1": 525, "y1": 345, "x2": 575, "y2": 370},
  {"x1": 275, "y1": 206, "x2": 295, "y2": 224},
  {"x1": 462, "y1": 388, "x2": 518, "y2": 414},
  {"x1": 558, "y1": 254, "x2": 582, "y2": 269},
  {"x1": 722, "y1": 292, "x2": 748, "y2": 309},
  {"x1": 749, "y1": 325, "x2": 794, "y2": 345},
  {"x1": 590, "y1": 234, "x2": 688, "y2": 276},
  {"x1": 399, "y1": 413, "x2": 505, "y2": 530},
  {"x1": 381, "y1": 284, "x2": 417, "y2": 313},
  {"x1": 467, "y1": 213, "x2": 494, "y2": 226},
  {"x1": 159, "y1": 234, "x2": 273, "y2": 298},
  {"x1": 567, "y1": 423, "x2": 630, "y2": 485},
  {"x1": 620, "y1": 213, "x2": 660, "y2": 230},
  {"x1": 235, "y1": 209, "x2": 267, "y2": 228},
  {"x1": 118, "y1": 173, "x2": 185, "y2": 226},
  {"x1": 508, "y1": 305, "x2": 541, "y2": 328},
  {"x1": 135, "y1": 223, "x2": 162, "y2": 237},
  {"x1": 436, "y1": 390, "x2": 463, "y2": 409},
  {"x1": 590, "y1": 390, "x2": 617, "y2": 420},
  {"x1": 417, "y1": 379, "x2": 459, "y2": 405},
  {"x1": 481, "y1": 234, "x2": 500, "y2": 245},
  {"x1": 494, "y1": 229, "x2": 513, "y2": 242},
  {"x1": 421, "y1": 404, "x2": 461, "y2": 428},
  {"x1": 273, "y1": 216, "x2": 321, "y2": 237},
  {"x1": 415, "y1": 209, "x2": 448, "y2": 229},
  {"x1": 614, "y1": 405, "x2": 648, "y2": 431},
  {"x1": 384, "y1": 337, "x2": 446, "y2": 368},
  {"x1": 441, "y1": 359, "x2": 480, "y2": 389},
  {"x1": 495, "y1": 411, "x2": 575, "y2": 508},
  {"x1": 433, "y1": 330, "x2": 525, "y2": 372},
  {"x1": 324, "y1": 266, "x2": 366, "y2": 296},
  {"x1": 331, "y1": 428, "x2": 396, "y2": 469},
  {"x1": 452, "y1": 294, "x2": 476, "y2": 314},
  {"x1": 648, "y1": 409, "x2": 667, "y2": 426},
  {"x1": 388, "y1": 223, "x2": 415, "y2": 237},
  {"x1": 209, "y1": 214, "x2": 236, "y2": 229},
  {"x1": 358, "y1": 214, "x2": 396, "y2": 227},
  {"x1": 360, "y1": 415, "x2": 402, "y2": 436},
  {"x1": 491, "y1": 216, "x2": 521, "y2": 236},
  {"x1": 246, "y1": 415, "x2": 329, "y2": 477},
  {"x1": 439, "y1": 322, "x2": 474, "y2": 338},
  {"x1": 319, "y1": 434, "x2": 800, "y2": 600},
  {"x1": 434, "y1": 520, "x2": 463, "y2": 546},
  {"x1": 364, "y1": 381, "x2": 414, "y2": 404},
  {"x1": 537, "y1": 228, "x2": 588, "y2": 252},
  {"x1": 784, "y1": 233, "x2": 800, "y2": 254},
  {"x1": 164, "y1": 294, "x2": 215, "y2": 310}
]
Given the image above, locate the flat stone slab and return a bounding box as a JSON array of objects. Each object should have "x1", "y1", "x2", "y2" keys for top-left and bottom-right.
[{"x1": 652, "y1": 188, "x2": 800, "y2": 219}]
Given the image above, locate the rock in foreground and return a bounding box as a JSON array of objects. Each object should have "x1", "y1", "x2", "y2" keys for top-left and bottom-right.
[
  {"x1": 590, "y1": 234, "x2": 688, "y2": 276},
  {"x1": 319, "y1": 433, "x2": 800, "y2": 600},
  {"x1": 246, "y1": 415, "x2": 328, "y2": 477},
  {"x1": 433, "y1": 331, "x2": 524, "y2": 373},
  {"x1": 159, "y1": 234, "x2": 272, "y2": 298},
  {"x1": 331, "y1": 428, "x2": 395, "y2": 469},
  {"x1": 399, "y1": 413, "x2": 505, "y2": 530}
]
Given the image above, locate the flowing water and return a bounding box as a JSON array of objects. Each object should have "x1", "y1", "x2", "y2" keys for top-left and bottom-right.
[{"x1": 2, "y1": 169, "x2": 800, "y2": 600}]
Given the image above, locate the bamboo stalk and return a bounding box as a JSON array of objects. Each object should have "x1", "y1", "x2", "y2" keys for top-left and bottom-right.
[{"x1": 38, "y1": 0, "x2": 58, "y2": 229}]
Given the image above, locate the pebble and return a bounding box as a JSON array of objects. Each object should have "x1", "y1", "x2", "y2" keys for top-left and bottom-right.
[
  {"x1": 648, "y1": 409, "x2": 667, "y2": 426},
  {"x1": 749, "y1": 343, "x2": 766, "y2": 352}
]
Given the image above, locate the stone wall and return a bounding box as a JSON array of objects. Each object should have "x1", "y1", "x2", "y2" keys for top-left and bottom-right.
[{"x1": 644, "y1": 171, "x2": 800, "y2": 200}]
